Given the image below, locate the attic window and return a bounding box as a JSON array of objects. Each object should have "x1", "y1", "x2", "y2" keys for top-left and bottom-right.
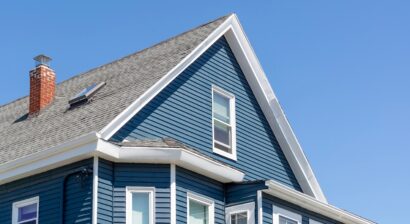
[{"x1": 69, "y1": 82, "x2": 105, "y2": 106}]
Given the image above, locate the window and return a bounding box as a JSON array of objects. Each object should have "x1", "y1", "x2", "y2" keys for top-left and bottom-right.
[
  {"x1": 309, "y1": 219, "x2": 323, "y2": 224},
  {"x1": 126, "y1": 187, "x2": 155, "y2": 224},
  {"x1": 226, "y1": 202, "x2": 255, "y2": 224},
  {"x1": 212, "y1": 86, "x2": 236, "y2": 160},
  {"x1": 12, "y1": 196, "x2": 39, "y2": 224},
  {"x1": 272, "y1": 205, "x2": 301, "y2": 224},
  {"x1": 187, "y1": 192, "x2": 214, "y2": 224}
]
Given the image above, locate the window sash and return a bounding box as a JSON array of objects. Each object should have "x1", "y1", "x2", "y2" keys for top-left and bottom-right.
[
  {"x1": 126, "y1": 187, "x2": 155, "y2": 224},
  {"x1": 212, "y1": 86, "x2": 235, "y2": 159},
  {"x1": 187, "y1": 193, "x2": 214, "y2": 224},
  {"x1": 225, "y1": 202, "x2": 255, "y2": 224},
  {"x1": 12, "y1": 197, "x2": 39, "y2": 224}
]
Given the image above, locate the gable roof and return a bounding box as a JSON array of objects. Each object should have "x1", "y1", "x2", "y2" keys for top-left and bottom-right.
[
  {"x1": 0, "y1": 14, "x2": 327, "y2": 203},
  {"x1": 0, "y1": 15, "x2": 228, "y2": 165}
]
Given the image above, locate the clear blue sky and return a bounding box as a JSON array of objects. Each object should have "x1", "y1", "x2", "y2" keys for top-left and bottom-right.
[{"x1": 1, "y1": 1, "x2": 408, "y2": 223}]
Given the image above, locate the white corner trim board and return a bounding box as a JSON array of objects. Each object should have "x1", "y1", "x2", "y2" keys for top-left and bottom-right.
[
  {"x1": 97, "y1": 13, "x2": 326, "y2": 203},
  {"x1": 92, "y1": 156, "x2": 99, "y2": 224},
  {"x1": 264, "y1": 180, "x2": 375, "y2": 224},
  {"x1": 170, "y1": 164, "x2": 176, "y2": 224}
]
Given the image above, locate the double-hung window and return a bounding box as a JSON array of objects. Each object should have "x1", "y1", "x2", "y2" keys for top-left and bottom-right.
[
  {"x1": 12, "y1": 196, "x2": 39, "y2": 224},
  {"x1": 272, "y1": 205, "x2": 301, "y2": 224},
  {"x1": 187, "y1": 192, "x2": 214, "y2": 224},
  {"x1": 126, "y1": 187, "x2": 155, "y2": 224},
  {"x1": 225, "y1": 202, "x2": 255, "y2": 224},
  {"x1": 212, "y1": 86, "x2": 236, "y2": 160}
]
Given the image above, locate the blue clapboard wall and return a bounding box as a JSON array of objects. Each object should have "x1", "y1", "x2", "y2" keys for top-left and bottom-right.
[
  {"x1": 0, "y1": 159, "x2": 93, "y2": 224},
  {"x1": 176, "y1": 166, "x2": 225, "y2": 224},
  {"x1": 111, "y1": 36, "x2": 301, "y2": 191},
  {"x1": 97, "y1": 160, "x2": 170, "y2": 224}
]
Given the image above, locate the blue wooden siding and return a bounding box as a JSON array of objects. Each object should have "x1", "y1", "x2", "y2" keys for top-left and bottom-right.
[
  {"x1": 0, "y1": 159, "x2": 93, "y2": 224},
  {"x1": 176, "y1": 166, "x2": 225, "y2": 224},
  {"x1": 98, "y1": 159, "x2": 114, "y2": 224},
  {"x1": 111, "y1": 36, "x2": 301, "y2": 191},
  {"x1": 97, "y1": 160, "x2": 170, "y2": 224},
  {"x1": 262, "y1": 193, "x2": 340, "y2": 224},
  {"x1": 225, "y1": 181, "x2": 267, "y2": 224}
]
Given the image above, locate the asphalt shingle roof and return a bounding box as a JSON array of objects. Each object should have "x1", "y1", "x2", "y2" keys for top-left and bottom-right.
[{"x1": 0, "y1": 15, "x2": 229, "y2": 165}]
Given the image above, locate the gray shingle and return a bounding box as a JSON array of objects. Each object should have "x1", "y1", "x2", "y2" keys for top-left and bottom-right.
[{"x1": 0, "y1": 15, "x2": 229, "y2": 165}]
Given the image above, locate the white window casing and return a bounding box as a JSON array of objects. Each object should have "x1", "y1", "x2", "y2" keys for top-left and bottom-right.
[
  {"x1": 125, "y1": 187, "x2": 155, "y2": 224},
  {"x1": 12, "y1": 196, "x2": 39, "y2": 224},
  {"x1": 212, "y1": 85, "x2": 237, "y2": 160},
  {"x1": 272, "y1": 205, "x2": 302, "y2": 224},
  {"x1": 226, "y1": 202, "x2": 255, "y2": 224},
  {"x1": 187, "y1": 192, "x2": 215, "y2": 224}
]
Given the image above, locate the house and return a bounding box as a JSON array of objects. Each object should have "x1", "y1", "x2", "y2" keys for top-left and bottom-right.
[{"x1": 0, "y1": 14, "x2": 373, "y2": 224}]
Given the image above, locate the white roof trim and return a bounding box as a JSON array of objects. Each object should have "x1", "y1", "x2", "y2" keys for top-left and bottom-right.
[
  {"x1": 96, "y1": 140, "x2": 244, "y2": 183},
  {"x1": 264, "y1": 180, "x2": 375, "y2": 224},
  {"x1": 0, "y1": 132, "x2": 243, "y2": 185},
  {"x1": 98, "y1": 14, "x2": 327, "y2": 202}
]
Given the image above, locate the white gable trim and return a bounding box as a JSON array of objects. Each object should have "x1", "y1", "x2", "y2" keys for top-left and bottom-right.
[{"x1": 98, "y1": 14, "x2": 327, "y2": 202}]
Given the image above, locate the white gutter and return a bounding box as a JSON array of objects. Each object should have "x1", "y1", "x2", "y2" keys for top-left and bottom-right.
[
  {"x1": 96, "y1": 140, "x2": 244, "y2": 183},
  {"x1": 263, "y1": 180, "x2": 375, "y2": 224},
  {"x1": 0, "y1": 132, "x2": 244, "y2": 185}
]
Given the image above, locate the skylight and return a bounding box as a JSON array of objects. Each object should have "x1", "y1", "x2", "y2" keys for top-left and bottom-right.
[{"x1": 69, "y1": 82, "x2": 105, "y2": 106}]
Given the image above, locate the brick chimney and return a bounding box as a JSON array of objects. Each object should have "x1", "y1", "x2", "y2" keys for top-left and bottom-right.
[{"x1": 29, "y1": 55, "x2": 56, "y2": 115}]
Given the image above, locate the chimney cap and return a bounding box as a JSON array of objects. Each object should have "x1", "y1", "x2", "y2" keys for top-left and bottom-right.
[{"x1": 33, "y1": 54, "x2": 52, "y2": 67}]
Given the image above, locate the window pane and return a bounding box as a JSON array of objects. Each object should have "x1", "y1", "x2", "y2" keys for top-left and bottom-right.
[
  {"x1": 18, "y1": 203, "x2": 37, "y2": 222},
  {"x1": 20, "y1": 221, "x2": 36, "y2": 224},
  {"x1": 214, "y1": 120, "x2": 231, "y2": 147},
  {"x1": 231, "y1": 212, "x2": 247, "y2": 224},
  {"x1": 213, "y1": 92, "x2": 230, "y2": 123},
  {"x1": 189, "y1": 200, "x2": 208, "y2": 224},
  {"x1": 279, "y1": 216, "x2": 298, "y2": 224},
  {"x1": 132, "y1": 193, "x2": 150, "y2": 224}
]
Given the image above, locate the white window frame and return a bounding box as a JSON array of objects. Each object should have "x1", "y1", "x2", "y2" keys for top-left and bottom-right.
[
  {"x1": 272, "y1": 205, "x2": 302, "y2": 224},
  {"x1": 309, "y1": 219, "x2": 323, "y2": 224},
  {"x1": 125, "y1": 187, "x2": 155, "y2": 224},
  {"x1": 12, "y1": 196, "x2": 39, "y2": 224},
  {"x1": 226, "y1": 202, "x2": 255, "y2": 224},
  {"x1": 211, "y1": 85, "x2": 237, "y2": 160},
  {"x1": 187, "y1": 192, "x2": 215, "y2": 224}
]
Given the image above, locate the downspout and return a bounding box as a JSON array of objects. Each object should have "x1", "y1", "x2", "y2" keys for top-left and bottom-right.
[{"x1": 60, "y1": 167, "x2": 93, "y2": 224}]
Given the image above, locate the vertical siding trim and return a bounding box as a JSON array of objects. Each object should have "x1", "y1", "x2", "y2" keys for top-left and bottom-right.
[
  {"x1": 257, "y1": 190, "x2": 263, "y2": 224},
  {"x1": 170, "y1": 164, "x2": 176, "y2": 224},
  {"x1": 92, "y1": 156, "x2": 99, "y2": 224}
]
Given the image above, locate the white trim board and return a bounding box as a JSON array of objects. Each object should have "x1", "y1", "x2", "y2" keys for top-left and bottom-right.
[
  {"x1": 264, "y1": 180, "x2": 375, "y2": 224},
  {"x1": 98, "y1": 13, "x2": 326, "y2": 202},
  {"x1": 0, "y1": 132, "x2": 244, "y2": 185}
]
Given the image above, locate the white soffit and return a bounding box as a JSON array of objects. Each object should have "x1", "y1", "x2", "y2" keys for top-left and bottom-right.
[{"x1": 98, "y1": 14, "x2": 327, "y2": 202}]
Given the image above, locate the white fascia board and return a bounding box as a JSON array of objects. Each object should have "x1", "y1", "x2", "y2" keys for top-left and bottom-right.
[
  {"x1": 96, "y1": 141, "x2": 244, "y2": 183},
  {"x1": 0, "y1": 134, "x2": 243, "y2": 185},
  {"x1": 0, "y1": 132, "x2": 99, "y2": 185},
  {"x1": 264, "y1": 180, "x2": 375, "y2": 224},
  {"x1": 97, "y1": 14, "x2": 326, "y2": 202}
]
